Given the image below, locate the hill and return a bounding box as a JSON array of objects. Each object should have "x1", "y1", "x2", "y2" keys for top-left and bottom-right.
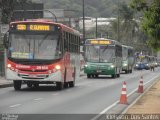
[{"x1": 32, "y1": 0, "x2": 131, "y2": 17}]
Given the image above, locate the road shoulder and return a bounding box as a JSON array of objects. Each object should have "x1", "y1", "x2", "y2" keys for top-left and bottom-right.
[
  {"x1": 126, "y1": 79, "x2": 160, "y2": 114},
  {"x1": 0, "y1": 77, "x2": 13, "y2": 88}
]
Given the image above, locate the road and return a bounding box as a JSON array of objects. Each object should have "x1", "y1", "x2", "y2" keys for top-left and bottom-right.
[{"x1": 0, "y1": 68, "x2": 160, "y2": 120}]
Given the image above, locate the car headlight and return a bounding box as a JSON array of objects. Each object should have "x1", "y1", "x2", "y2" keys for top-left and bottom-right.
[
  {"x1": 146, "y1": 64, "x2": 149, "y2": 66},
  {"x1": 136, "y1": 64, "x2": 138, "y2": 67}
]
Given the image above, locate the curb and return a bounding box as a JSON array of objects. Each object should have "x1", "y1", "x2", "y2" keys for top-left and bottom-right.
[
  {"x1": 0, "y1": 83, "x2": 13, "y2": 88},
  {"x1": 122, "y1": 77, "x2": 160, "y2": 114}
]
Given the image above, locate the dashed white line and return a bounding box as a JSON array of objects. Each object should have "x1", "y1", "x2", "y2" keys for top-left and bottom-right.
[
  {"x1": 91, "y1": 74, "x2": 160, "y2": 120},
  {"x1": 52, "y1": 93, "x2": 59, "y2": 96},
  {"x1": 10, "y1": 104, "x2": 21, "y2": 108},
  {"x1": 34, "y1": 98, "x2": 43, "y2": 101}
]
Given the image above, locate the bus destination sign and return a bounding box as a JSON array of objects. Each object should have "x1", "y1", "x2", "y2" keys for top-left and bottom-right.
[
  {"x1": 89, "y1": 40, "x2": 111, "y2": 45},
  {"x1": 16, "y1": 24, "x2": 51, "y2": 31}
]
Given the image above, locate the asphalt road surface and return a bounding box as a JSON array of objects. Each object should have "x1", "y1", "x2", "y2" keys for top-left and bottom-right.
[{"x1": 0, "y1": 68, "x2": 160, "y2": 120}]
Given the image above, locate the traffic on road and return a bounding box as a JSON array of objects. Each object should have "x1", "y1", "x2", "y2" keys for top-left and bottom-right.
[{"x1": 0, "y1": 0, "x2": 160, "y2": 120}]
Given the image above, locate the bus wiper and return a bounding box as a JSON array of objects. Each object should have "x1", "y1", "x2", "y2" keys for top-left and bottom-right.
[
  {"x1": 23, "y1": 34, "x2": 31, "y2": 53},
  {"x1": 38, "y1": 33, "x2": 50, "y2": 47}
]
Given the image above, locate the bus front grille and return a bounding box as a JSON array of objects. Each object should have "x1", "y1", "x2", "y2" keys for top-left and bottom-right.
[
  {"x1": 19, "y1": 69, "x2": 47, "y2": 72},
  {"x1": 18, "y1": 74, "x2": 49, "y2": 79}
]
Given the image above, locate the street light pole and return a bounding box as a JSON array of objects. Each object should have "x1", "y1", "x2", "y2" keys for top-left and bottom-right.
[
  {"x1": 96, "y1": 17, "x2": 98, "y2": 38},
  {"x1": 0, "y1": 8, "x2": 2, "y2": 43},
  {"x1": 44, "y1": 9, "x2": 57, "y2": 22},
  {"x1": 117, "y1": 0, "x2": 120, "y2": 42},
  {"x1": 82, "y1": 0, "x2": 86, "y2": 45}
]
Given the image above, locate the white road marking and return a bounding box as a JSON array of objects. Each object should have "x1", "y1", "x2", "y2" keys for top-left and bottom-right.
[
  {"x1": 34, "y1": 98, "x2": 43, "y2": 101},
  {"x1": 52, "y1": 93, "x2": 59, "y2": 96},
  {"x1": 91, "y1": 74, "x2": 160, "y2": 120},
  {"x1": 10, "y1": 104, "x2": 21, "y2": 108}
]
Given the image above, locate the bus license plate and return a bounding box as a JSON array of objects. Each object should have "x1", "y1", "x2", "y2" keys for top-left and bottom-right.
[
  {"x1": 29, "y1": 75, "x2": 37, "y2": 78},
  {"x1": 97, "y1": 70, "x2": 101, "y2": 73}
]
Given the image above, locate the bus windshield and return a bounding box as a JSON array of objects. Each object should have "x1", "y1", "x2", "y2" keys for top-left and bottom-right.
[
  {"x1": 8, "y1": 32, "x2": 61, "y2": 60},
  {"x1": 136, "y1": 57, "x2": 148, "y2": 63},
  {"x1": 85, "y1": 45, "x2": 115, "y2": 63}
]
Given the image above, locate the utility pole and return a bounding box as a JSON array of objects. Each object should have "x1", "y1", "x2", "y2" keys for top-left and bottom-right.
[
  {"x1": 82, "y1": 0, "x2": 85, "y2": 45},
  {"x1": 117, "y1": 0, "x2": 120, "y2": 42},
  {"x1": 0, "y1": 8, "x2": 2, "y2": 44},
  {"x1": 96, "y1": 17, "x2": 98, "y2": 38}
]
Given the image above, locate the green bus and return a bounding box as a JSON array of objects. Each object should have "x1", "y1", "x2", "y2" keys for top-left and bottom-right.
[
  {"x1": 122, "y1": 45, "x2": 134, "y2": 73},
  {"x1": 84, "y1": 38, "x2": 122, "y2": 78}
]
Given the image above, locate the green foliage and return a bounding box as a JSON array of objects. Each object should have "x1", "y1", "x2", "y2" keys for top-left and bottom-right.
[
  {"x1": 130, "y1": 0, "x2": 160, "y2": 51},
  {"x1": 32, "y1": 0, "x2": 129, "y2": 17},
  {"x1": 0, "y1": 0, "x2": 32, "y2": 23},
  {"x1": 140, "y1": 0, "x2": 160, "y2": 51}
]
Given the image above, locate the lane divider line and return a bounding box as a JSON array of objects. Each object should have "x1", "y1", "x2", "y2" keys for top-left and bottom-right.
[
  {"x1": 122, "y1": 77, "x2": 159, "y2": 114},
  {"x1": 52, "y1": 93, "x2": 59, "y2": 96},
  {"x1": 91, "y1": 74, "x2": 160, "y2": 120},
  {"x1": 10, "y1": 104, "x2": 21, "y2": 108},
  {"x1": 34, "y1": 98, "x2": 43, "y2": 101}
]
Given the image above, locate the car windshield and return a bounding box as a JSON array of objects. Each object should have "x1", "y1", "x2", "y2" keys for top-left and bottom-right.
[
  {"x1": 85, "y1": 45, "x2": 115, "y2": 63},
  {"x1": 8, "y1": 31, "x2": 61, "y2": 60}
]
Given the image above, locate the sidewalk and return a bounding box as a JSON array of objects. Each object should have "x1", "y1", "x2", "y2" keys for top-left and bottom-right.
[
  {"x1": 0, "y1": 77, "x2": 13, "y2": 88},
  {"x1": 126, "y1": 79, "x2": 160, "y2": 114}
]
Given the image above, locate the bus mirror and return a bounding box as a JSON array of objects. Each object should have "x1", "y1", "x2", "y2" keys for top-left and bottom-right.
[
  {"x1": 58, "y1": 51, "x2": 62, "y2": 56},
  {"x1": 3, "y1": 32, "x2": 9, "y2": 49}
]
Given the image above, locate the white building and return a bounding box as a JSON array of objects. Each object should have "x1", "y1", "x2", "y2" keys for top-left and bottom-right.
[{"x1": 79, "y1": 17, "x2": 116, "y2": 30}]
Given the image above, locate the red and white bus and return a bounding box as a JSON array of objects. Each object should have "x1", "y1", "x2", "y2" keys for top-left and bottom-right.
[{"x1": 3, "y1": 19, "x2": 81, "y2": 90}]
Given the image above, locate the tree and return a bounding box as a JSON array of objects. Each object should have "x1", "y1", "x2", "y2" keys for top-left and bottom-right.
[
  {"x1": 130, "y1": 0, "x2": 160, "y2": 51},
  {"x1": 0, "y1": 0, "x2": 31, "y2": 23},
  {"x1": 110, "y1": 2, "x2": 140, "y2": 48}
]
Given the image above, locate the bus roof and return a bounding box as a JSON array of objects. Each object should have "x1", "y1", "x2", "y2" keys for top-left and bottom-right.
[
  {"x1": 122, "y1": 45, "x2": 134, "y2": 49},
  {"x1": 10, "y1": 19, "x2": 80, "y2": 35}
]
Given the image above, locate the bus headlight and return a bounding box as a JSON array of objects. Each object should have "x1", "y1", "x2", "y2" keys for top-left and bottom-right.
[
  {"x1": 123, "y1": 63, "x2": 127, "y2": 66},
  {"x1": 7, "y1": 64, "x2": 11, "y2": 68},
  {"x1": 84, "y1": 64, "x2": 88, "y2": 67},
  {"x1": 111, "y1": 65, "x2": 115, "y2": 68},
  {"x1": 55, "y1": 65, "x2": 61, "y2": 70}
]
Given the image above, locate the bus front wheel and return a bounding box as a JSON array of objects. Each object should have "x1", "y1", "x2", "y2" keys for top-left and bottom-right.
[
  {"x1": 111, "y1": 74, "x2": 116, "y2": 78},
  {"x1": 14, "y1": 80, "x2": 22, "y2": 90},
  {"x1": 69, "y1": 81, "x2": 75, "y2": 87},
  {"x1": 117, "y1": 74, "x2": 120, "y2": 78},
  {"x1": 87, "y1": 74, "x2": 91, "y2": 78},
  {"x1": 56, "y1": 82, "x2": 64, "y2": 90},
  {"x1": 95, "y1": 74, "x2": 98, "y2": 78}
]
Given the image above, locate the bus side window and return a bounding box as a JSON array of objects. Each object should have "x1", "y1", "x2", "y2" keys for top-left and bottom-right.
[{"x1": 64, "y1": 32, "x2": 68, "y2": 51}]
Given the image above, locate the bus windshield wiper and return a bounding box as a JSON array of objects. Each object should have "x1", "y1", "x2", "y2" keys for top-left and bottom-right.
[{"x1": 38, "y1": 33, "x2": 50, "y2": 47}]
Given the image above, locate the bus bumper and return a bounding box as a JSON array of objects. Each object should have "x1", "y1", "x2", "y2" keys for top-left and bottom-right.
[
  {"x1": 84, "y1": 68, "x2": 115, "y2": 75},
  {"x1": 6, "y1": 69, "x2": 63, "y2": 82}
]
